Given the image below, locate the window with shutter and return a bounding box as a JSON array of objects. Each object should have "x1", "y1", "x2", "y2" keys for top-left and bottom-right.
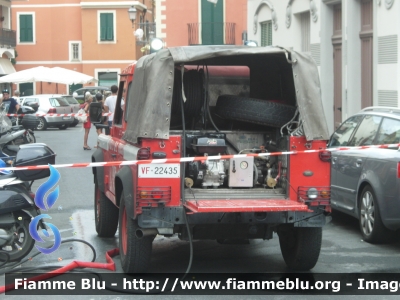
[
  {"x1": 19, "y1": 14, "x2": 33, "y2": 43},
  {"x1": 69, "y1": 41, "x2": 82, "y2": 61},
  {"x1": 260, "y1": 21, "x2": 272, "y2": 46},
  {"x1": 100, "y1": 13, "x2": 114, "y2": 41},
  {"x1": 201, "y1": 0, "x2": 224, "y2": 45}
]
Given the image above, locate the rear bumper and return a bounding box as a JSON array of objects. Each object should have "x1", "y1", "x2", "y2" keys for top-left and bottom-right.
[
  {"x1": 44, "y1": 116, "x2": 74, "y2": 126},
  {"x1": 184, "y1": 199, "x2": 310, "y2": 213},
  {"x1": 137, "y1": 203, "x2": 329, "y2": 230}
]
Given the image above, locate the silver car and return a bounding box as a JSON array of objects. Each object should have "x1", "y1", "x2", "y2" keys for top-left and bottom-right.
[
  {"x1": 328, "y1": 106, "x2": 400, "y2": 243},
  {"x1": 72, "y1": 86, "x2": 110, "y2": 104},
  {"x1": 20, "y1": 94, "x2": 74, "y2": 130},
  {"x1": 52, "y1": 94, "x2": 80, "y2": 127}
]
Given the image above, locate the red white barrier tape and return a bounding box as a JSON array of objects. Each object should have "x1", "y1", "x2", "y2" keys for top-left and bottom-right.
[
  {"x1": 0, "y1": 143, "x2": 399, "y2": 172},
  {"x1": 6, "y1": 113, "x2": 112, "y2": 117}
]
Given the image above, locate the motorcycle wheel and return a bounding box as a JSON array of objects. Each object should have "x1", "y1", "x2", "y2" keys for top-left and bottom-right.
[
  {"x1": 1, "y1": 213, "x2": 35, "y2": 262},
  {"x1": 23, "y1": 131, "x2": 36, "y2": 143}
]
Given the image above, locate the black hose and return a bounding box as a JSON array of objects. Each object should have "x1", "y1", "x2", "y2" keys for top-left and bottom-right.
[
  {"x1": 180, "y1": 65, "x2": 193, "y2": 277},
  {"x1": 204, "y1": 65, "x2": 220, "y2": 132},
  {"x1": 0, "y1": 238, "x2": 97, "y2": 274}
]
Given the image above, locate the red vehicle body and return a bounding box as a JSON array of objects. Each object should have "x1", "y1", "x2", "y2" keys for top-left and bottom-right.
[{"x1": 91, "y1": 46, "x2": 331, "y2": 273}]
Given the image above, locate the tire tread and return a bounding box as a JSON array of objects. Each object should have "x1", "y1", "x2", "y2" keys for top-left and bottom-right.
[
  {"x1": 119, "y1": 193, "x2": 153, "y2": 273},
  {"x1": 279, "y1": 226, "x2": 322, "y2": 271},
  {"x1": 95, "y1": 182, "x2": 119, "y2": 237},
  {"x1": 215, "y1": 95, "x2": 296, "y2": 128}
]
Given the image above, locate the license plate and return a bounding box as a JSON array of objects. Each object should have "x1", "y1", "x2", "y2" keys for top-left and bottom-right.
[
  {"x1": 62, "y1": 116, "x2": 71, "y2": 120},
  {"x1": 138, "y1": 164, "x2": 180, "y2": 178}
]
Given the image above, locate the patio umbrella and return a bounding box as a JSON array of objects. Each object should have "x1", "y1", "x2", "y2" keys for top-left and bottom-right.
[
  {"x1": 46, "y1": 67, "x2": 98, "y2": 85},
  {"x1": 0, "y1": 66, "x2": 97, "y2": 93},
  {"x1": 0, "y1": 66, "x2": 51, "y2": 83}
]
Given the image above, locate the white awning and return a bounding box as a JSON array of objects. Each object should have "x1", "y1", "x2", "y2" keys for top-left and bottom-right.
[{"x1": 0, "y1": 58, "x2": 16, "y2": 76}]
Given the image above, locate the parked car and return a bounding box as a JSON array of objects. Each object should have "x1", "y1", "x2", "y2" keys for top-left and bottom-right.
[
  {"x1": 72, "y1": 86, "x2": 110, "y2": 104},
  {"x1": 20, "y1": 95, "x2": 74, "y2": 130},
  {"x1": 328, "y1": 106, "x2": 400, "y2": 243},
  {"x1": 51, "y1": 94, "x2": 80, "y2": 127}
]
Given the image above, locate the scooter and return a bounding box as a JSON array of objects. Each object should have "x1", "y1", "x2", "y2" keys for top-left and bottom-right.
[
  {"x1": 12, "y1": 105, "x2": 38, "y2": 145},
  {"x1": 0, "y1": 107, "x2": 39, "y2": 156},
  {"x1": 0, "y1": 143, "x2": 56, "y2": 262}
]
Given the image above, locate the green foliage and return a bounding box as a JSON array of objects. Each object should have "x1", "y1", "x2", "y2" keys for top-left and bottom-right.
[{"x1": 11, "y1": 50, "x2": 18, "y2": 65}]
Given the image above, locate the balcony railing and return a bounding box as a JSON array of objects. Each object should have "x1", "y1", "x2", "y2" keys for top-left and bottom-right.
[
  {"x1": 136, "y1": 22, "x2": 156, "y2": 46},
  {"x1": 0, "y1": 28, "x2": 16, "y2": 48},
  {"x1": 188, "y1": 22, "x2": 235, "y2": 45}
]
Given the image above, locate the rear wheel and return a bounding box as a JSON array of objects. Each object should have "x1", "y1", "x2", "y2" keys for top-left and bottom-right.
[
  {"x1": 1, "y1": 213, "x2": 35, "y2": 262},
  {"x1": 23, "y1": 131, "x2": 36, "y2": 143},
  {"x1": 94, "y1": 181, "x2": 119, "y2": 237},
  {"x1": 119, "y1": 191, "x2": 153, "y2": 273},
  {"x1": 278, "y1": 226, "x2": 322, "y2": 271},
  {"x1": 70, "y1": 118, "x2": 79, "y2": 127},
  {"x1": 58, "y1": 124, "x2": 68, "y2": 130},
  {"x1": 359, "y1": 185, "x2": 393, "y2": 243},
  {"x1": 36, "y1": 117, "x2": 47, "y2": 130}
]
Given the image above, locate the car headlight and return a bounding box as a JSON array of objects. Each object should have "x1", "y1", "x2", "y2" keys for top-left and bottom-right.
[{"x1": 307, "y1": 188, "x2": 318, "y2": 199}]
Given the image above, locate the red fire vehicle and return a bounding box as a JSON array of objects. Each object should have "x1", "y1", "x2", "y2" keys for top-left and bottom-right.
[{"x1": 90, "y1": 46, "x2": 331, "y2": 273}]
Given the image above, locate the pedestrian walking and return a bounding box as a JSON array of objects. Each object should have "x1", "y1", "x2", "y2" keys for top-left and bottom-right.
[
  {"x1": 82, "y1": 93, "x2": 93, "y2": 150},
  {"x1": 13, "y1": 90, "x2": 21, "y2": 105},
  {"x1": 1, "y1": 89, "x2": 20, "y2": 114},
  {"x1": 104, "y1": 85, "x2": 118, "y2": 128},
  {"x1": 93, "y1": 93, "x2": 107, "y2": 148}
]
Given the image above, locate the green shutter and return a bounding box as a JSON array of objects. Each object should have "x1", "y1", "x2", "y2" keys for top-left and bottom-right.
[
  {"x1": 100, "y1": 13, "x2": 113, "y2": 41},
  {"x1": 20, "y1": 15, "x2": 33, "y2": 42},
  {"x1": 100, "y1": 14, "x2": 106, "y2": 40},
  {"x1": 106, "y1": 13, "x2": 114, "y2": 40},
  {"x1": 267, "y1": 22, "x2": 272, "y2": 45},
  {"x1": 261, "y1": 21, "x2": 272, "y2": 46},
  {"x1": 201, "y1": 0, "x2": 223, "y2": 45}
]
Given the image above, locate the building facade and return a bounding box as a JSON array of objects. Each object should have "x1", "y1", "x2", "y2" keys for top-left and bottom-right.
[
  {"x1": 155, "y1": 0, "x2": 248, "y2": 47},
  {"x1": 0, "y1": 0, "x2": 17, "y2": 93},
  {"x1": 247, "y1": 0, "x2": 399, "y2": 134},
  {"x1": 10, "y1": 0, "x2": 247, "y2": 96},
  {"x1": 11, "y1": 0, "x2": 153, "y2": 95}
]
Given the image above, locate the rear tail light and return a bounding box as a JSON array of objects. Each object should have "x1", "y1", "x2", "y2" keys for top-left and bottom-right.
[
  {"x1": 306, "y1": 188, "x2": 318, "y2": 199},
  {"x1": 298, "y1": 186, "x2": 331, "y2": 205},
  {"x1": 137, "y1": 147, "x2": 150, "y2": 160},
  {"x1": 152, "y1": 190, "x2": 163, "y2": 199},
  {"x1": 139, "y1": 190, "x2": 149, "y2": 199},
  {"x1": 319, "y1": 150, "x2": 331, "y2": 162},
  {"x1": 48, "y1": 108, "x2": 57, "y2": 114},
  {"x1": 137, "y1": 187, "x2": 171, "y2": 203},
  {"x1": 320, "y1": 190, "x2": 330, "y2": 198}
]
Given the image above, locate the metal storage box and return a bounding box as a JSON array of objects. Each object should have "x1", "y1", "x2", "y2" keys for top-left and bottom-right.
[
  {"x1": 21, "y1": 114, "x2": 40, "y2": 130},
  {"x1": 15, "y1": 143, "x2": 56, "y2": 181}
]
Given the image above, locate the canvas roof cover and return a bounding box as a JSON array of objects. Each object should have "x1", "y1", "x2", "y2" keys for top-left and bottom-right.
[{"x1": 123, "y1": 45, "x2": 329, "y2": 143}]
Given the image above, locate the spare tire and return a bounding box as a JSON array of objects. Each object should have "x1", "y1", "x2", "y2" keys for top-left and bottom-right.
[{"x1": 215, "y1": 95, "x2": 296, "y2": 128}]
